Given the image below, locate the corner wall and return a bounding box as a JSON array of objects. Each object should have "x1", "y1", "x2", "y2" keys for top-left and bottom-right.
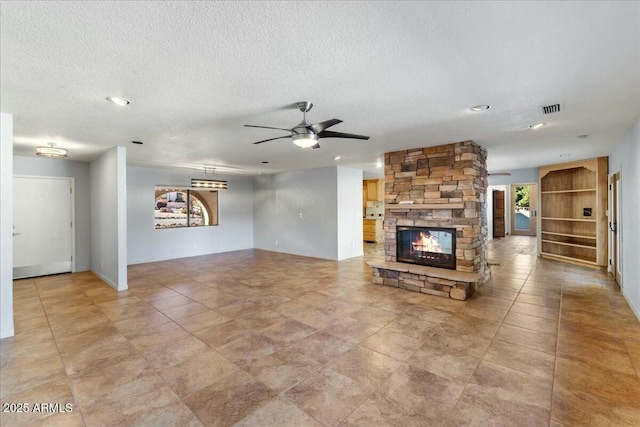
[
  {"x1": 90, "y1": 146, "x2": 127, "y2": 290},
  {"x1": 0, "y1": 113, "x2": 14, "y2": 338},
  {"x1": 337, "y1": 167, "x2": 364, "y2": 260},
  {"x1": 609, "y1": 119, "x2": 640, "y2": 318},
  {"x1": 254, "y1": 166, "x2": 343, "y2": 260},
  {"x1": 127, "y1": 165, "x2": 254, "y2": 264}
]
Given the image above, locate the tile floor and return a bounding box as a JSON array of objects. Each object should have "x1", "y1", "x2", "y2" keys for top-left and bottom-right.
[{"x1": 1, "y1": 236, "x2": 639, "y2": 426}]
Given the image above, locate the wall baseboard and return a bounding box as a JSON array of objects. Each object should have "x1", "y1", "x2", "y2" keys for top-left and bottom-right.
[
  {"x1": 623, "y1": 289, "x2": 640, "y2": 322},
  {"x1": 91, "y1": 269, "x2": 120, "y2": 291},
  {"x1": 1, "y1": 327, "x2": 15, "y2": 339}
]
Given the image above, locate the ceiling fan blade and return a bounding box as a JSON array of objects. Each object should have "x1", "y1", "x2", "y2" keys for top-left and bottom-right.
[
  {"x1": 488, "y1": 172, "x2": 512, "y2": 176},
  {"x1": 310, "y1": 119, "x2": 342, "y2": 133},
  {"x1": 244, "y1": 124, "x2": 293, "y2": 132},
  {"x1": 317, "y1": 130, "x2": 370, "y2": 140},
  {"x1": 311, "y1": 143, "x2": 321, "y2": 149},
  {"x1": 252, "y1": 135, "x2": 292, "y2": 145}
]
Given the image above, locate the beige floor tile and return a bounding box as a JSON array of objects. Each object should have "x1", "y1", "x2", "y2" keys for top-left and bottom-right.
[
  {"x1": 140, "y1": 334, "x2": 209, "y2": 370},
  {"x1": 183, "y1": 370, "x2": 275, "y2": 427},
  {"x1": 494, "y1": 324, "x2": 557, "y2": 355},
  {"x1": 348, "y1": 306, "x2": 399, "y2": 327},
  {"x1": 283, "y1": 367, "x2": 371, "y2": 427},
  {"x1": 158, "y1": 348, "x2": 239, "y2": 397},
  {"x1": 551, "y1": 383, "x2": 640, "y2": 426},
  {"x1": 290, "y1": 331, "x2": 354, "y2": 365},
  {"x1": 233, "y1": 397, "x2": 324, "y2": 427},
  {"x1": 406, "y1": 340, "x2": 482, "y2": 385},
  {"x1": 361, "y1": 328, "x2": 422, "y2": 362},
  {"x1": 483, "y1": 340, "x2": 555, "y2": 381},
  {"x1": 467, "y1": 361, "x2": 552, "y2": 418},
  {"x1": 217, "y1": 333, "x2": 283, "y2": 368},
  {"x1": 243, "y1": 347, "x2": 323, "y2": 394},
  {"x1": 0, "y1": 378, "x2": 81, "y2": 427},
  {"x1": 503, "y1": 310, "x2": 558, "y2": 335},
  {"x1": 82, "y1": 371, "x2": 200, "y2": 426},
  {"x1": 379, "y1": 363, "x2": 466, "y2": 424},
  {"x1": 328, "y1": 345, "x2": 402, "y2": 390}
]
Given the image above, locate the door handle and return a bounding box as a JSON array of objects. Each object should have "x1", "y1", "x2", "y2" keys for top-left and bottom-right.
[{"x1": 12, "y1": 233, "x2": 20, "y2": 236}]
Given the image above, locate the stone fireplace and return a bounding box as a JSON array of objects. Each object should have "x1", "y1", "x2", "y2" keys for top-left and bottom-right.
[{"x1": 367, "y1": 141, "x2": 490, "y2": 300}]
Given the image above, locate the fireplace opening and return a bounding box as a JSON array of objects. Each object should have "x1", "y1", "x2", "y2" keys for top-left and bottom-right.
[{"x1": 397, "y1": 226, "x2": 456, "y2": 269}]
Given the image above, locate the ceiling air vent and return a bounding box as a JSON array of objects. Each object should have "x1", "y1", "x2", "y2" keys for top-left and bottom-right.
[{"x1": 538, "y1": 103, "x2": 562, "y2": 115}]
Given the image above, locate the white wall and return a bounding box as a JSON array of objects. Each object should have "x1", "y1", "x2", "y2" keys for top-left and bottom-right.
[
  {"x1": 90, "y1": 147, "x2": 127, "y2": 291},
  {"x1": 609, "y1": 119, "x2": 640, "y2": 319},
  {"x1": 0, "y1": 113, "x2": 14, "y2": 338},
  {"x1": 337, "y1": 167, "x2": 364, "y2": 260},
  {"x1": 254, "y1": 167, "x2": 339, "y2": 260},
  {"x1": 487, "y1": 168, "x2": 538, "y2": 186},
  {"x1": 13, "y1": 156, "x2": 91, "y2": 271},
  {"x1": 127, "y1": 165, "x2": 254, "y2": 264}
]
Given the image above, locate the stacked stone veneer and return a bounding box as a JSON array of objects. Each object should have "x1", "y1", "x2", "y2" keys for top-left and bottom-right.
[{"x1": 369, "y1": 141, "x2": 490, "y2": 300}]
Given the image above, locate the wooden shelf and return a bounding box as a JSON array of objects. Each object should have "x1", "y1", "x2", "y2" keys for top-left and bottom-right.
[
  {"x1": 541, "y1": 239, "x2": 596, "y2": 250},
  {"x1": 541, "y1": 231, "x2": 596, "y2": 240},
  {"x1": 541, "y1": 217, "x2": 596, "y2": 222},
  {"x1": 541, "y1": 189, "x2": 596, "y2": 194},
  {"x1": 540, "y1": 252, "x2": 599, "y2": 266}
]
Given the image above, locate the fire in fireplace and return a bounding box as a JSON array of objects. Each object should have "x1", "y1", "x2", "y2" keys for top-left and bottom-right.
[{"x1": 396, "y1": 226, "x2": 456, "y2": 269}]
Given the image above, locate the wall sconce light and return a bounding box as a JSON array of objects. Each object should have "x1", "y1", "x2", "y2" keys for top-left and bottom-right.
[{"x1": 36, "y1": 143, "x2": 68, "y2": 158}]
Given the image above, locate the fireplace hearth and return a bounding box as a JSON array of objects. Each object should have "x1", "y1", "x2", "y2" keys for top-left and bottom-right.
[{"x1": 397, "y1": 226, "x2": 456, "y2": 269}]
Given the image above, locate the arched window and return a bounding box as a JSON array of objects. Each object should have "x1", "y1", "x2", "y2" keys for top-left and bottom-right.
[{"x1": 154, "y1": 187, "x2": 218, "y2": 229}]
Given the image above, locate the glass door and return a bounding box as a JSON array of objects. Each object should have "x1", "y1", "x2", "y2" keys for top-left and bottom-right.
[{"x1": 510, "y1": 184, "x2": 537, "y2": 236}]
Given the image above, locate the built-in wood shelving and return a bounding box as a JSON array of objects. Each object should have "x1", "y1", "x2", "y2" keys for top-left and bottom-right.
[{"x1": 538, "y1": 157, "x2": 608, "y2": 268}]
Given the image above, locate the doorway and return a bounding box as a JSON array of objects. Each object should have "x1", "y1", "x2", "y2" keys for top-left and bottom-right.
[
  {"x1": 510, "y1": 184, "x2": 537, "y2": 236},
  {"x1": 13, "y1": 176, "x2": 74, "y2": 279},
  {"x1": 609, "y1": 172, "x2": 622, "y2": 286}
]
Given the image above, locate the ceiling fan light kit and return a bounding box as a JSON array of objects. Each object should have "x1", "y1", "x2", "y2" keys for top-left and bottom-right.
[{"x1": 245, "y1": 101, "x2": 370, "y2": 149}]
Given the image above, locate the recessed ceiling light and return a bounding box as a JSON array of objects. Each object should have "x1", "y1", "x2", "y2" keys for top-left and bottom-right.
[
  {"x1": 333, "y1": 156, "x2": 341, "y2": 160},
  {"x1": 528, "y1": 123, "x2": 545, "y2": 130},
  {"x1": 131, "y1": 140, "x2": 143, "y2": 145},
  {"x1": 470, "y1": 105, "x2": 491, "y2": 111},
  {"x1": 106, "y1": 96, "x2": 130, "y2": 106}
]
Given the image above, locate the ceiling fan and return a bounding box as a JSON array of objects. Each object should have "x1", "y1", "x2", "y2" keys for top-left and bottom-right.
[
  {"x1": 488, "y1": 172, "x2": 512, "y2": 176},
  {"x1": 245, "y1": 101, "x2": 370, "y2": 149}
]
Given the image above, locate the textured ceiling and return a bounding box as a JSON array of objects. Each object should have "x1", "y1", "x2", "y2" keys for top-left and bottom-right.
[{"x1": 1, "y1": 1, "x2": 639, "y2": 176}]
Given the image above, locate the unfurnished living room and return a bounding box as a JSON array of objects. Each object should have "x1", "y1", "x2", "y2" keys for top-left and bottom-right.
[{"x1": 1, "y1": 2, "x2": 639, "y2": 426}]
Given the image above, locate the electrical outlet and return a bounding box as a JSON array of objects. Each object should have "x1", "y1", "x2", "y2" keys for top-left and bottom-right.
[{"x1": 299, "y1": 213, "x2": 303, "y2": 219}]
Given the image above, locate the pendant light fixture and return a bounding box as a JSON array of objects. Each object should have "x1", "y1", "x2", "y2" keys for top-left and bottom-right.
[{"x1": 191, "y1": 167, "x2": 228, "y2": 190}]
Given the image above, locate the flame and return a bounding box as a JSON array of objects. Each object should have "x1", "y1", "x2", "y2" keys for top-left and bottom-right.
[{"x1": 412, "y1": 232, "x2": 442, "y2": 253}]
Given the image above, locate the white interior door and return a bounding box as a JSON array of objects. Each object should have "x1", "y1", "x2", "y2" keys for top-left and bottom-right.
[
  {"x1": 609, "y1": 173, "x2": 622, "y2": 286},
  {"x1": 13, "y1": 176, "x2": 74, "y2": 279}
]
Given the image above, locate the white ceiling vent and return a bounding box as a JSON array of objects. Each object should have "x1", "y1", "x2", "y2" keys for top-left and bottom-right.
[{"x1": 538, "y1": 103, "x2": 563, "y2": 115}]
